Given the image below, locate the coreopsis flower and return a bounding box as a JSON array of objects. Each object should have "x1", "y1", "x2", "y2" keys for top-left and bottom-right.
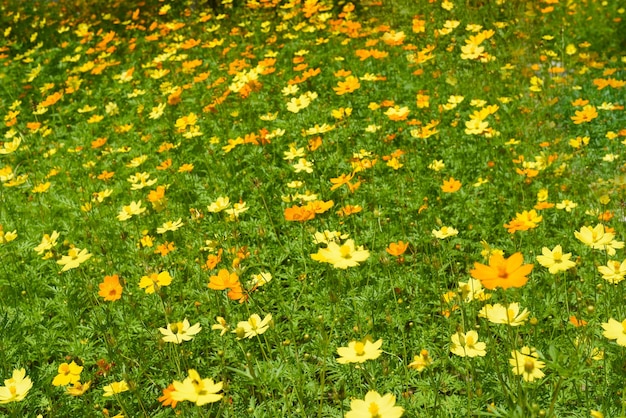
[
  {"x1": 158, "y1": 384, "x2": 178, "y2": 408},
  {"x1": 509, "y1": 347, "x2": 545, "y2": 382},
  {"x1": 450, "y1": 330, "x2": 486, "y2": 357},
  {"x1": 408, "y1": 349, "x2": 432, "y2": 372},
  {"x1": 103, "y1": 380, "x2": 129, "y2": 397},
  {"x1": 211, "y1": 317, "x2": 229, "y2": 336},
  {"x1": 441, "y1": 177, "x2": 461, "y2": 193},
  {"x1": 156, "y1": 218, "x2": 184, "y2": 234},
  {"x1": 598, "y1": 260, "x2": 626, "y2": 284},
  {"x1": 117, "y1": 201, "x2": 146, "y2": 221},
  {"x1": 571, "y1": 105, "x2": 598, "y2": 124},
  {"x1": 536, "y1": 245, "x2": 577, "y2": 274},
  {"x1": 52, "y1": 361, "x2": 83, "y2": 386},
  {"x1": 235, "y1": 313, "x2": 272, "y2": 339},
  {"x1": 159, "y1": 319, "x2": 202, "y2": 344},
  {"x1": 98, "y1": 274, "x2": 123, "y2": 301},
  {"x1": 602, "y1": 318, "x2": 626, "y2": 346},
  {"x1": 336, "y1": 338, "x2": 383, "y2": 364},
  {"x1": 207, "y1": 196, "x2": 230, "y2": 213},
  {"x1": 458, "y1": 278, "x2": 491, "y2": 302},
  {"x1": 171, "y1": 369, "x2": 223, "y2": 406},
  {"x1": 478, "y1": 303, "x2": 530, "y2": 326},
  {"x1": 139, "y1": 271, "x2": 172, "y2": 294},
  {"x1": 345, "y1": 390, "x2": 404, "y2": 418},
  {"x1": 66, "y1": 381, "x2": 91, "y2": 396},
  {"x1": 57, "y1": 247, "x2": 92, "y2": 272},
  {"x1": 432, "y1": 226, "x2": 459, "y2": 239},
  {"x1": 575, "y1": 224, "x2": 624, "y2": 255},
  {"x1": 34, "y1": 230, "x2": 60, "y2": 255},
  {"x1": 470, "y1": 252, "x2": 534, "y2": 290},
  {"x1": 311, "y1": 239, "x2": 370, "y2": 269},
  {"x1": 0, "y1": 368, "x2": 33, "y2": 404},
  {"x1": 386, "y1": 241, "x2": 409, "y2": 256}
]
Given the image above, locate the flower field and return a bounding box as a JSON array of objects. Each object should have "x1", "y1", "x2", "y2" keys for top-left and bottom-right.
[{"x1": 0, "y1": 0, "x2": 625, "y2": 416}]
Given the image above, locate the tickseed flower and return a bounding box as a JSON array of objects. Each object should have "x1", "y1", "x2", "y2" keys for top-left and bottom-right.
[
  {"x1": 34, "y1": 230, "x2": 60, "y2": 255},
  {"x1": 602, "y1": 318, "x2": 626, "y2": 346},
  {"x1": 441, "y1": 177, "x2": 461, "y2": 193},
  {"x1": 509, "y1": 347, "x2": 545, "y2": 382},
  {"x1": 57, "y1": 247, "x2": 92, "y2": 272},
  {"x1": 211, "y1": 317, "x2": 229, "y2": 336},
  {"x1": 337, "y1": 338, "x2": 383, "y2": 364},
  {"x1": 235, "y1": 313, "x2": 272, "y2": 339},
  {"x1": 458, "y1": 278, "x2": 491, "y2": 302},
  {"x1": 0, "y1": 368, "x2": 33, "y2": 404},
  {"x1": 117, "y1": 200, "x2": 146, "y2": 221},
  {"x1": 207, "y1": 196, "x2": 230, "y2": 213},
  {"x1": 311, "y1": 239, "x2": 370, "y2": 269},
  {"x1": 171, "y1": 369, "x2": 223, "y2": 406},
  {"x1": 52, "y1": 361, "x2": 83, "y2": 386},
  {"x1": 478, "y1": 303, "x2": 530, "y2": 326},
  {"x1": 66, "y1": 381, "x2": 91, "y2": 397},
  {"x1": 598, "y1": 260, "x2": 626, "y2": 284},
  {"x1": 470, "y1": 252, "x2": 534, "y2": 290},
  {"x1": 157, "y1": 218, "x2": 183, "y2": 234},
  {"x1": 432, "y1": 226, "x2": 458, "y2": 239},
  {"x1": 575, "y1": 224, "x2": 624, "y2": 256},
  {"x1": 158, "y1": 384, "x2": 178, "y2": 408},
  {"x1": 408, "y1": 349, "x2": 433, "y2": 372},
  {"x1": 450, "y1": 330, "x2": 486, "y2": 357},
  {"x1": 345, "y1": 390, "x2": 404, "y2": 418},
  {"x1": 103, "y1": 380, "x2": 129, "y2": 397},
  {"x1": 386, "y1": 240, "x2": 408, "y2": 256},
  {"x1": 159, "y1": 319, "x2": 202, "y2": 344},
  {"x1": 139, "y1": 271, "x2": 172, "y2": 294},
  {"x1": 536, "y1": 245, "x2": 577, "y2": 274},
  {"x1": 98, "y1": 274, "x2": 123, "y2": 301}
]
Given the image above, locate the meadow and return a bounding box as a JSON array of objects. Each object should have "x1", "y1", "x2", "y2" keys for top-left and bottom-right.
[{"x1": 0, "y1": 0, "x2": 625, "y2": 416}]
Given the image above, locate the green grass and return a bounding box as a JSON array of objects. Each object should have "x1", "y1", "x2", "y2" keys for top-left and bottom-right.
[{"x1": 0, "y1": 0, "x2": 625, "y2": 416}]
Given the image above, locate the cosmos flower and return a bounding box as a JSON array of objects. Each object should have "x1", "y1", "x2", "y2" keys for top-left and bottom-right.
[
  {"x1": 450, "y1": 330, "x2": 486, "y2": 357},
  {"x1": 159, "y1": 319, "x2": 202, "y2": 344},
  {"x1": 337, "y1": 338, "x2": 383, "y2": 364},
  {"x1": 57, "y1": 247, "x2": 92, "y2": 272},
  {"x1": 470, "y1": 252, "x2": 533, "y2": 290},
  {"x1": 509, "y1": 347, "x2": 545, "y2": 382},
  {"x1": 171, "y1": 370, "x2": 223, "y2": 406},
  {"x1": 345, "y1": 390, "x2": 404, "y2": 418},
  {"x1": 0, "y1": 369, "x2": 33, "y2": 404},
  {"x1": 311, "y1": 239, "x2": 369, "y2": 269}
]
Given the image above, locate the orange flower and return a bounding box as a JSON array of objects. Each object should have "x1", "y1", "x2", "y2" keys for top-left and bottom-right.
[
  {"x1": 470, "y1": 252, "x2": 533, "y2": 290},
  {"x1": 284, "y1": 205, "x2": 315, "y2": 222},
  {"x1": 571, "y1": 105, "x2": 598, "y2": 124},
  {"x1": 208, "y1": 269, "x2": 240, "y2": 291},
  {"x1": 91, "y1": 137, "x2": 107, "y2": 149},
  {"x1": 386, "y1": 241, "x2": 409, "y2": 256},
  {"x1": 158, "y1": 384, "x2": 178, "y2": 408},
  {"x1": 333, "y1": 76, "x2": 361, "y2": 95},
  {"x1": 204, "y1": 249, "x2": 223, "y2": 270},
  {"x1": 569, "y1": 315, "x2": 588, "y2": 327},
  {"x1": 330, "y1": 172, "x2": 354, "y2": 191},
  {"x1": 98, "y1": 274, "x2": 123, "y2": 301},
  {"x1": 441, "y1": 177, "x2": 462, "y2": 193},
  {"x1": 305, "y1": 200, "x2": 334, "y2": 214}
]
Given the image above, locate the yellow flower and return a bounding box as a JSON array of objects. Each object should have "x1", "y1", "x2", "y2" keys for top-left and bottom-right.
[
  {"x1": 602, "y1": 318, "x2": 626, "y2": 346},
  {"x1": 159, "y1": 319, "x2": 202, "y2": 344},
  {"x1": 207, "y1": 196, "x2": 230, "y2": 213},
  {"x1": 536, "y1": 245, "x2": 576, "y2": 274},
  {"x1": 139, "y1": 271, "x2": 173, "y2": 294},
  {"x1": 575, "y1": 224, "x2": 624, "y2": 255},
  {"x1": 0, "y1": 369, "x2": 33, "y2": 404},
  {"x1": 156, "y1": 218, "x2": 184, "y2": 234},
  {"x1": 103, "y1": 380, "x2": 129, "y2": 397},
  {"x1": 211, "y1": 317, "x2": 229, "y2": 336},
  {"x1": 311, "y1": 239, "x2": 370, "y2": 269},
  {"x1": 450, "y1": 330, "x2": 486, "y2": 357},
  {"x1": 345, "y1": 390, "x2": 404, "y2": 418},
  {"x1": 171, "y1": 369, "x2": 223, "y2": 406},
  {"x1": 598, "y1": 260, "x2": 626, "y2": 284},
  {"x1": 457, "y1": 278, "x2": 491, "y2": 302},
  {"x1": 52, "y1": 361, "x2": 83, "y2": 386},
  {"x1": 117, "y1": 201, "x2": 146, "y2": 221},
  {"x1": 509, "y1": 347, "x2": 545, "y2": 382},
  {"x1": 235, "y1": 313, "x2": 272, "y2": 339},
  {"x1": 66, "y1": 381, "x2": 91, "y2": 396},
  {"x1": 432, "y1": 226, "x2": 458, "y2": 239},
  {"x1": 337, "y1": 338, "x2": 383, "y2": 364},
  {"x1": 57, "y1": 247, "x2": 92, "y2": 272},
  {"x1": 478, "y1": 303, "x2": 530, "y2": 326},
  {"x1": 408, "y1": 349, "x2": 432, "y2": 372}
]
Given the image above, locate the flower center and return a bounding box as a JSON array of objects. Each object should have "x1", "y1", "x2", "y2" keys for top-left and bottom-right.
[
  {"x1": 523, "y1": 359, "x2": 535, "y2": 373},
  {"x1": 368, "y1": 402, "x2": 381, "y2": 417},
  {"x1": 497, "y1": 266, "x2": 509, "y2": 279},
  {"x1": 340, "y1": 245, "x2": 352, "y2": 259},
  {"x1": 354, "y1": 342, "x2": 365, "y2": 356}
]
